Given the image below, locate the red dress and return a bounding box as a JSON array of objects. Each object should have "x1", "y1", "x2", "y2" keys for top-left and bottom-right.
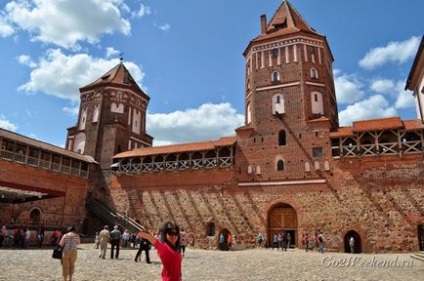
[{"x1": 155, "y1": 240, "x2": 183, "y2": 281}]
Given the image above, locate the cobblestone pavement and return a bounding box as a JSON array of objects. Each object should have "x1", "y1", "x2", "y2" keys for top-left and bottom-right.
[{"x1": 0, "y1": 244, "x2": 423, "y2": 281}]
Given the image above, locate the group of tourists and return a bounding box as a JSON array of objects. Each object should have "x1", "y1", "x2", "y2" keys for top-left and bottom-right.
[
  {"x1": 271, "y1": 231, "x2": 292, "y2": 251},
  {"x1": 0, "y1": 219, "x2": 61, "y2": 249},
  {"x1": 90, "y1": 222, "x2": 185, "y2": 281},
  {"x1": 300, "y1": 231, "x2": 325, "y2": 253},
  {"x1": 255, "y1": 230, "x2": 326, "y2": 253},
  {"x1": 218, "y1": 232, "x2": 236, "y2": 251}
]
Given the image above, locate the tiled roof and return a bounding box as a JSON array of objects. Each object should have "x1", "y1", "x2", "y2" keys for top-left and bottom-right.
[
  {"x1": 353, "y1": 117, "x2": 403, "y2": 132},
  {"x1": 403, "y1": 119, "x2": 424, "y2": 131},
  {"x1": 329, "y1": 127, "x2": 354, "y2": 138},
  {"x1": 113, "y1": 136, "x2": 236, "y2": 158},
  {"x1": 79, "y1": 62, "x2": 149, "y2": 100},
  {"x1": 235, "y1": 125, "x2": 254, "y2": 131},
  {"x1": 0, "y1": 128, "x2": 97, "y2": 163},
  {"x1": 329, "y1": 117, "x2": 424, "y2": 138},
  {"x1": 253, "y1": 0, "x2": 319, "y2": 43}
]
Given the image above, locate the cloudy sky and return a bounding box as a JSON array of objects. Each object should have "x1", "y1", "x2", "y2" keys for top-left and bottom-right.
[{"x1": 0, "y1": 0, "x2": 422, "y2": 147}]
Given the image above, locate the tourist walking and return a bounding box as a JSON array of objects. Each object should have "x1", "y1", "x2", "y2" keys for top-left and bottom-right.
[
  {"x1": 179, "y1": 228, "x2": 187, "y2": 257},
  {"x1": 0, "y1": 225, "x2": 6, "y2": 248},
  {"x1": 318, "y1": 231, "x2": 325, "y2": 253},
  {"x1": 110, "y1": 225, "x2": 121, "y2": 259},
  {"x1": 98, "y1": 225, "x2": 110, "y2": 259},
  {"x1": 303, "y1": 233, "x2": 310, "y2": 252},
  {"x1": 272, "y1": 233, "x2": 279, "y2": 250},
  {"x1": 138, "y1": 221, "x2": 183, "y2": 281},
  {"x1": 286, "y1": 232, "x2": 291, "y2": 250},
  {"x1": 122, "y1": 229, "x2": 130, "y2": 248},
  {"x1": 257, "y1": 233, "x2": 264, "y2": 248},
  {"x1": 59, "y1": 225, "x2": 80, "y2": 281},
  {"x1": 134, "y1": 231, "x2": 151, "y2": 263},
  {"x1": 93, "y1": 232, "x2": 99, "y2": 249},
  {"x1": 37, "y1": 224, "x2": 45, "y2": 248}
]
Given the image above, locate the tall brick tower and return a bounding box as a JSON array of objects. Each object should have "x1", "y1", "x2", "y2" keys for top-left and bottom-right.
[
  {"x1": 236, "y1": 1, "x2": 338, "y2": 183},
  {"x1": 66, "y1": 62, "x2": 153, "y2": 170}
]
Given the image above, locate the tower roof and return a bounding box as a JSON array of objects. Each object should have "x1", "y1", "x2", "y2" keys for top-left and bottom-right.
[
  {"x1": 244, "y1": 0, "x2": 330, "y2": 58},
  {"x1": 258, "y1": 0, "x2": 319, "y2": 41},
  {"x1": 268, "y1": 0, "x2": 315, "y2": 34},
  {"x1": 80, "y1": 62, "x2": 149, "y2": 100}
]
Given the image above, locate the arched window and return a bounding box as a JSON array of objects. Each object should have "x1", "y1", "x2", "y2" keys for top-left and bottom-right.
[
  {"x1": 30, "y1": 208, "x2": 41, "y2": 226},
  {"x1": 310, "y1": 68, "x2": 319, "y2": 79},
  {"x1": 246, "y1": 102, "x2": 252, "y2": 124},
  {"x1": 278, "y1": 130, "x2": 286, "y2": 146},
  {"x1": 272, "y1": 94, "x2": 285, "y2": 114},
  {"x1": 277, "y1": 160, "x2": 285, "y2": 171},
  {"x1": 79, "y1": 108, "x2": 87, "y2": 130},
  {"x1": 92, "y1": 104, "x2": 100, "y2": 123},
  {"x1": 272, "y1": 71, "x2": 280, "y2": 82}
]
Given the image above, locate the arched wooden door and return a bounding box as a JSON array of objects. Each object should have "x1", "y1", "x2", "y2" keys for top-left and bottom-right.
[{"x1": 267, "y1": 203, "x2": 297, "y2": 248}]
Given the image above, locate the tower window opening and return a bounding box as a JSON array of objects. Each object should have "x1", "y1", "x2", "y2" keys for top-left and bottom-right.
[
  {"x1": 277, "y1": 160, "x2": 285, "y2": 171},
  {"x1": 272, "y1": 71, "x2": 280, "y2": 82},
  {"x1": 278, "y1": 130, "x2": 287, "y2": 146}
]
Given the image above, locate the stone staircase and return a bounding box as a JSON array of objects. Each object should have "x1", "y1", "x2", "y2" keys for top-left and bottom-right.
[
  {"x1": 86, "y1": 197, "x2": 144, "y2": 233},
  {"x1": 410, "y1": 251, "x2": 424, "y2": 263}
]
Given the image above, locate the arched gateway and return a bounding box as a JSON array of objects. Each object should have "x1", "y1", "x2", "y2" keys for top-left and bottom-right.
[{"x1": 267, "y1": 203, "x2": 297, "y2": 248}]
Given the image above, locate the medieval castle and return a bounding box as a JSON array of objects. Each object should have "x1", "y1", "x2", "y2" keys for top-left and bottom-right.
[{"x1": 0, "y1": 1, "x2": 423, "y2": 253}]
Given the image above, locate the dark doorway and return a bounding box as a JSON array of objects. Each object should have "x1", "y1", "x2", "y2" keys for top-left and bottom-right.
[
  {"x1": 29, "y1": 208, "x2": 41, "y2": 226},
  {"x1": 217, "y1": 228, "x2": 231, "y2": 251},
  {"x1": 344, "y1": 230, "x2": 362, "y2": 253},
  {"x1": 418, "y1": 224, "x2": 424, "y2": 251}
]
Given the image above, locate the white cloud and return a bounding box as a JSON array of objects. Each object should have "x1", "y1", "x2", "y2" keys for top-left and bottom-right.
[
  {"x1": 334, "y1": 71, "x2": 364, "y2": 104},
  {"x1": 17, "y1": 54, "x2": 37, "y2": 68},
  {"x1": 359, "y1": 36, "x2": 420, "y2": 70},
  {"x1": 158, "y1": 23, "x2": 170, "y2": 31},
  {"x1": 0, "y1": 114, "x2": 18, "y2": 131},
  {"x1": 63, "y1": 105, "x2": 80, "y2": 116},
  {"x1": 106, "y1": 47, "x2": 120, "y2": 58},
  {"x1": 147, "y1": 103, "x2": 244, "y2": 145},
  {"x1": 0, "y1": 15, "x2": 14, "y2": 37},
  {"x1": 370, "y1": 78, "x2": 395, "y2": 94},
  {"x1": 4, "y1": 0, "x2": 131, "y2": 49},
  {"x1": 154, "y1": 22, "x2": 171, "y2": 31},
  {"x1": 132, "y1": 4, "x2": 151, "y2": 18},
  {"x1": 18, "y1": 49, "x2": 145, "y2": 102},
  {"x1": 394, "y1": 81, "x2": 415, "y2": 109},
  {"x1": 338, "y1": 95, "x2": 397, "y2": 126}
]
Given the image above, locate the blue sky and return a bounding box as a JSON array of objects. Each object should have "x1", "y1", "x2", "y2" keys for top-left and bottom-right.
[{"x1": 0, "y1": 0, "x2": 423, "y2": 147}]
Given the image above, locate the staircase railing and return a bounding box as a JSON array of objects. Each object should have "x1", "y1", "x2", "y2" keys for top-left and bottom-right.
[{"x1": 86, "y1": 198, "x2": 144, "y2": 233}]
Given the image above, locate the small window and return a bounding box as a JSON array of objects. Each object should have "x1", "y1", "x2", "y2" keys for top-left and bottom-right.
[
  {"x1": 272, "y1": 71, "x2": 280, "y2": 82},
  {"x1": 312, "y1": 147, "x2": 323, "y2": 158},
  {"x1": 278, "y1": 130, "x2": 286, "y2": 146},
  {"x1": 277, "y1": 160, "x2": 285, "y2": 171},
  {"x1": 271, "y1": 48, "x2": 279, "y2": 58},
  {"x1": 310, "y1": 68, "x2": 318, "y2": 79}
]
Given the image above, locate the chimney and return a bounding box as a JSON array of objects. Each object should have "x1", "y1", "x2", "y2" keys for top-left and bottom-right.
[{"x1": 260, "y1": 15, "x2": 267, "y2": 34}]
